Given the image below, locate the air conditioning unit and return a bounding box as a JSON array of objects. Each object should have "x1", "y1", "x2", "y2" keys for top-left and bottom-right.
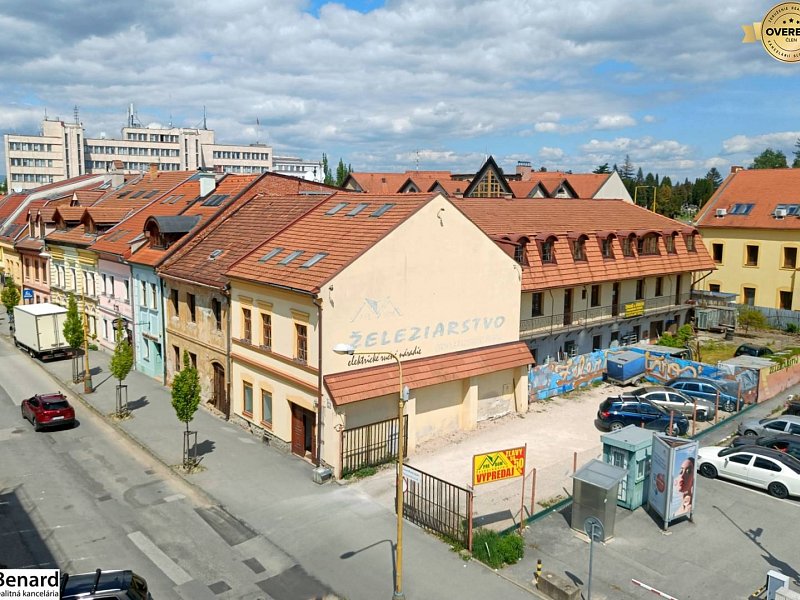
[
  {"x1": 774, "y1": 208, "x2": 788, "y2": 218},
  {"x1": 715, "y1": 208, "x2": 727, "y2": 217}
]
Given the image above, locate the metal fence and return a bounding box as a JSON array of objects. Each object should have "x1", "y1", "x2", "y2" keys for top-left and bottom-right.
[
  {"x1": 735, "y1": 304, "x2": 800, "y2": 331},
  {"x1": 403, "y1": 465, "x2": 473, "y2": 550},
  {"x1": 340, "y1": 415, "x2": 408, "y2": 477}
]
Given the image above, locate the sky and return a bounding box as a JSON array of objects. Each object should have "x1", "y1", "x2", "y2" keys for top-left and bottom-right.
[{"x1": 1, "y1": 0, "x2": 799, "y2": 182}]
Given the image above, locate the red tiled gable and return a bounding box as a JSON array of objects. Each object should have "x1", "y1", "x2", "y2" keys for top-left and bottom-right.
[
  {"x1": 429, "y1": 179, "x2": 468, "y2": 196},
  {"x1": 695, "y1": 168, "x2": 800, "y2": 230},
  {"x1": 52, "y1": 206, "x2": 88, "y2": 222},
  {"x1": 226, "y1": 193, "x2": 435, "y2": 293},
  {"x1": 45, "y1": 224, "x2": 96, "y2": 247},
  {"x1": 456, "y1": 198, "x2": 714, "y2": 291},
  {"x1": 557, "y1": 173, "x2": 609, "y2": 198},
  {"x1": 0, "y1": 194, "x2": 27, "y2": 223},
  {"x1": 71, "y1": 189, "x2": 106, "y2": 206},
  {"x1": 86, "y1": 207, "x2": 134, "y2": 224},
  {"x1": 346, "y1": 171, "x2": 450, "y2": 194},
  {"x1": 324, "y1": 341, "x2": 533, "y2": 406}
]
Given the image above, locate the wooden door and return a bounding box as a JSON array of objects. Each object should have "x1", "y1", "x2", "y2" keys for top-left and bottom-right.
[
  {"x1": 291, "y1": 404, "x2": 317, "y2": 460},
  {"x1": 612, "y1": 282, "x2": 620, "y2": 316},
  {"x1": 212, "y1": 363, "x2": 229, "y2": 417},
  {"x1": 563, "y1": 289, "x2": 573, "y2": 326}
]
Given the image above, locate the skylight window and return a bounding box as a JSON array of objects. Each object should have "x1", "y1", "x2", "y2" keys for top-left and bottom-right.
[
  {"x1": 301, "y1": 253, "x2": 328, "y2": 268},
  {"x1": 202, "y1": 194, "x2": 229, "y2": 207},
  {"x1": 118, "y1": 191, "x2": 131, "y2": 198},
  {"x1": 258, "y1": 247, "x2": 284, "y2": 263},
  {"x1": 776, "y1": 203, "x2": 800, "y2": 215},
  {"x1": 130, "y1": 190, "x2": 146, "y2": 198},
  {"x1": 208, "y1": 249, "x2": 224, "y2": 260},
  {"x1": 729, "y1": 203, "x2": 754, "y2": 215},
  {"x1": 325, "y1": 202, "x2": 348, "y2": 216},
  {"x1": 279, "y1": 250, "x2": 304, "y2": 265},
  {"x1": 370, "y1": 203, "x2": 395, "y2": 217},
  {"x1": 346, "y1": 203, "x2": 369, "y2": 217},
  {"x1": 160, "y1": 195, "x2": 174, "y2": 204},
  {"x1": 143, "y1": 190, "x2": 159, "y2": 199}
]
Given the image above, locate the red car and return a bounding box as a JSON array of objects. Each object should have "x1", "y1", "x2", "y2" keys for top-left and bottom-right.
[{"x1": 21, "y1": 392, "x2": 75, "y2": 431}]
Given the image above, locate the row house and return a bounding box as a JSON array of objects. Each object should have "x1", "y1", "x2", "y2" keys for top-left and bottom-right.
[
  {"x1": 695, "y1": 167, "x2": 800, "y2": 312},
  {"x1": 456, "y1": 198, "x2": 716, "y2": 362},
  {"x1": 159, "y1": 172, "x2": 341, "y2": 415},
  {"x1": 224, "y1": 192, "x2": 531, "y2": 471},
  {"x1": 0, "y1": 174, "x2": 109, "y2": 289},
  {"x1": 343, "y1": 156, "x2": 632, "y2": 202}
]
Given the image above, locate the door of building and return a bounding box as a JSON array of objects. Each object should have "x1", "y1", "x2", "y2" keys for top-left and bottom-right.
[
  {"x1": 612, "y1": 282, "x2": 620, "y2": 317},
  {"x1": 212, "y1": 363, "x2": 228, "y2": 417},
  {"x1": 291, "y1": 404, "x2": 316, "y2": 461},
  {"x1": 563, "y1": 289, "x2": 573, "y2": 326}
]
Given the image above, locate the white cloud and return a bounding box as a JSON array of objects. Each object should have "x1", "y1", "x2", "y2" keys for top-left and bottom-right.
[
  {"x1": 594, "y1": 114, "x2": 636, "y2": 129},
  {"x1": 721, "y1": 132, "x2": 800, "y2": 155},
  {"x1": 539, "y1": 146, "x2": 565, "y2": 159}
]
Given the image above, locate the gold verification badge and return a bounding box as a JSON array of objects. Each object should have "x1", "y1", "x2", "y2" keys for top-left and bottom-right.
[{"x1": 742, "y1": 2, "x2": 800, "y2": 62}]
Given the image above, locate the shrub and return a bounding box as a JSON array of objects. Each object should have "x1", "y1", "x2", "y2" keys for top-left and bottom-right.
[
  {"x1": 471, "y1": 528, "x2": 525, "y2": 568},
  {"x1": 786, "y1": 323, "x2": 798, "y2": 334}
]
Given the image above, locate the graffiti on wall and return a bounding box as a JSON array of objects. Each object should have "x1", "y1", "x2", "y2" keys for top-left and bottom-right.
[{"x1": 528, "y1": 349, "x2": 607, "y2": 401}]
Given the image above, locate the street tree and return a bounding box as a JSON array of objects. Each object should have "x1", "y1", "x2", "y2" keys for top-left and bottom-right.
[
  {"x1": 751, "y1": 148, "x2": 787, "y2": 169},
  {"x1": 1, "y1": 276, "x2": 20, "y2": 314},
  {"x1": 109, "y1": 320, "x2": 134, "y2": 416},
  {"x1": 739, "y1": 308, "x2": 768, "y2": 334},
  {"x1": 63, "y1": 294, "x2": 84, "y2": 383},
  {"x1": 592, "y1": 163, "x2": 610, "y2": 174},
  {"x1": 171, "y1": 350, "x2": 201, "y2": 469}
]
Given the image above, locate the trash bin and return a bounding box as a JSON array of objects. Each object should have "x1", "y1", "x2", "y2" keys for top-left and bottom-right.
[{"x1": 724, "y1": 327, "x2": 734, "y2": 340}]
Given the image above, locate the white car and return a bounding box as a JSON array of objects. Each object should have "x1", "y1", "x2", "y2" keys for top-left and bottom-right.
[{"x1": 696, "y1": 445, "x2": 800, "y2": 499}]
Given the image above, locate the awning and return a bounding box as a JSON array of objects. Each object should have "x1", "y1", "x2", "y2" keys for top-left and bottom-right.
[{"x1": 324, "y1": 341, "x2": 533, "y2": 406}]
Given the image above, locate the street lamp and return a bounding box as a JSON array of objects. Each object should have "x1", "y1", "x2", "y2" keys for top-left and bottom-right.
[
  {"x1": 82, "y1": 292, "x2": 93, "y2": 393},
  {"x1": 333, "y1": 343, "x2": 407, "y2": 600}
]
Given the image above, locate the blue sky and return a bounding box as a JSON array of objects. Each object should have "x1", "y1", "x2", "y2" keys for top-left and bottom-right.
[{"x1": 2, "y1": 0, "x2": 799, "y2": 181}]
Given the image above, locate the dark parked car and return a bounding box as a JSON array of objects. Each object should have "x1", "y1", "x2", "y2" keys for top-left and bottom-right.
[
  {"x1": 734, "y1": 344, "x2": 774, "y2": 357},
  {"x1": 596, "y1": 397, "x2": 689, "y2": 435},
  {"x1": 665, "y1": 377, "x2": 741, "y2": 412},
  {"x1": 730, "y1": 433, "x2": 800, "y2": 462},
  {"x1": 786, "y1": 395, "x2": 800, "y2": 416},
  {"x1": 622, "y1": 386, "x2": 716, "y2": 421},
  {"x1": 61, "y1": 569, "x2": 149, "y2": 600},
  {"x1": 20, "y1": 392, "x2": 75, "y2": 431}
]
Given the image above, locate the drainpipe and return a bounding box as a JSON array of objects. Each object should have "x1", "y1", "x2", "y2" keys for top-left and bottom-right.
[
  {"x1": 313, "y1": 294, "x2": 323, "y2": 467},
  {"x1": 159, "y1": 275, "x2": 167, "y2": 385},
  {"x1": 223, "y1": 283, "x2": 232, "y2": 420}
]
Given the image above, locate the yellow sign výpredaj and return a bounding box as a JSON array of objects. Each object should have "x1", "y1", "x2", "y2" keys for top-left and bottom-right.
[
  {"x1": 472, "y1": 446, "x2": 526, "y2": 486},
  {"x1": 624, "y1": 300, "x2": 645, "y2": 318}
]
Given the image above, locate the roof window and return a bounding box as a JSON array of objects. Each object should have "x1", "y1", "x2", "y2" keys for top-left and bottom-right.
[
  {"x1": 301, "y1": 253, "x2": 328, "y2": 268},
  {"x1": 325, "y1": 202, "x2": 348, "y2": 216},
  {"x1": 729, "y1": 203, "x2": 754, "y2": 215},
  {"x1": 370, "y1": 203, "x2": 395, "y2": 217},
  {"x1": 258, "y1": 247, "x2": 284, "y2": 263},
  {"x1": 279, "y1": 250, "x2": 304, "y2": 265},
  {"x1": 346, "y1": 203, "x2": 369, "y2": 217}
]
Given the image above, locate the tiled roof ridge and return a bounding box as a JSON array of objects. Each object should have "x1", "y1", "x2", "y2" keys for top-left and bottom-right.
[{"x1": 694, "y1": 172, "x2": 738, "y2": 224}]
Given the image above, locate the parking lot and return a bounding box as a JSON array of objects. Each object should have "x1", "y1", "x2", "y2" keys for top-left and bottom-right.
[{"x1": 506, "y1": 471, "x2": 800, "y2": 599}]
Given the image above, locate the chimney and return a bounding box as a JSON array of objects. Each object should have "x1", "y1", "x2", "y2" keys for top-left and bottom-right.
[
  {"x1": 148, "y1": 163, "x2": 159, "y2": 180},
  {"x1": 516, "y1": 161, "x2": 533, "y2": 181},
  {"x1": 198, "y1": 172, "x2": 216, "y2": 197},
  {"x1": 730, "y1": 165, "x2": 743, "y2": 174},
  {"x1": 110, "y1": 160, "x2": 125, "y2": 188}
]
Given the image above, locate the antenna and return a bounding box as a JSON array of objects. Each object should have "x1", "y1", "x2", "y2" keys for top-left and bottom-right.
[
  {"x1": 203, "y1": 106, "x2": 207, "y2": 130},
  {"x1": 73, "y1": 105, "x2": 80, "y2": 124},
  {"x1": 415, "y1": 150, "x2": 419, "y2": 171}
]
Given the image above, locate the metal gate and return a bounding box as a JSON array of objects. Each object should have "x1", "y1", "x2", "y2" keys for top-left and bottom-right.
[
  {"x1": 403, "y1": 466, "x2": 473, "y2": 550},
  {"x1": 341, "y1": 415, "x2": 408, "y2": 477}
]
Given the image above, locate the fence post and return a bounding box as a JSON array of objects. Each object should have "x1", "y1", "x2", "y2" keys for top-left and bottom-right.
[
  {"x1": 573, "y1": 451, "x2": 578, "y2": 473},
  {"x1": 530, "y1": 467, "x2": 537, "y2": 515},
  {"x1": 691, "y1": 401, "x2": 697, "y2": 437},
  {"x1": 715, "y1": 391, "x2": 720, "y2": 424},
  {"x1": 467, "y1": 490, "x2": 474, "y2": 552}
]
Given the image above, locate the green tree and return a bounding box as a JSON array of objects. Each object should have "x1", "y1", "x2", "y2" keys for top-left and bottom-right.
[
  {"x1": 322, "y1": 153, "x2": 334, "y2": 185},
  {"x1": 692, "y1": 177, "x2": 715, "y2": 208},
  {"x1": 0, "y1": 178, "x2": 7, "y2": 194},
  {"x1": 751, "y1": 148, "x2": 787, "y2": 169},
  {"x1": 592, "y1": 163, "x2": 611, "y2": 174},
  {"x1": 63, "y1": 294, "x2": 84, "y2": 383},
  {"x1": 1, "y1": 276, "x2": 20, "y2": 314},
  {"x1": 619, "y1": 154, "x2": 635, "y2": 181},
  {"x1": 706, "y1": 167, "x2": 723, "y2": 187},
  {"x1": 335, "y1": 158, "x2": 352, "y2": 187},
  {"x1": 738, "y1": 308, "x2": 768, "y2": 334},
  {"x1": 171, "y1": 350, "x2": 201, "y2": 468},
  {"x1": 792, "y1": 138, "x2": 800, "y2": 168},
  {"x1": 109, "y1": 320, "x2": 134, "y2": 415}
]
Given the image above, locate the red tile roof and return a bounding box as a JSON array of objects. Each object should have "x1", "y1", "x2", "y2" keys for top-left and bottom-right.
[
  {"x1": 0, "y1": 193, "x2": 27, "y2": 223},
  {"x1": 346, "y1": 171, "x2": 450, "y2": 194},
  {"x1": 456, "y1": 198, "x2": 714, "y2": 291},
  {"x1": 161, "y1": 196, "x2": 330, "y2": 287},
  {"x1": 695, "y1": 168, "x2": 800, "y2": 231},
  {"x1": 226, "y1": 193, "x2": 434, "y2": 293},
  {"x1": 324, "y1": 341, "x2": 533, "y2": 406}
]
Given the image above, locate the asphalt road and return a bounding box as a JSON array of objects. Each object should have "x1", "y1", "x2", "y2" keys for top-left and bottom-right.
[{"x1": 0, "y1": 341, "x2": 323, "y2": 599}]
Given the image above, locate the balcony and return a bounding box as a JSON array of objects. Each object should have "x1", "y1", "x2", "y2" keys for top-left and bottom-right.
[{"x1": 520, "y1": 292, "x2": 692, "y2": 338}]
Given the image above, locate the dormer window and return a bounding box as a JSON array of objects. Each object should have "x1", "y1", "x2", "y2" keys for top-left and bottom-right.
[
  {"x1": 637, "y1": 233, "x2": 659, "y2": 256},
  {"x1": 686, "y1": 233, "x2": 697, "y2": 252},
  {"x1": 665, "y1": 233, "x2": 677, "y2": 254},
  {"x1": 572, "y1": 236, "x2": 588, "y2": 261},
  {"x1": 514, "y1": 237, "x2": 530, "y2": 266},
  {"x1": 602, "y1": 236, "x2": 615, "y2": 259},
  {"x1": 540, "y1": 237, "x2": 556, "y2": 263},
  {"x1": 622, "y1": 235, "x2": 634, "y2": 257}
]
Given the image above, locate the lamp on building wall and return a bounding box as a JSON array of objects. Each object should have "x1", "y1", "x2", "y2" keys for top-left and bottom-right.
[{"x1": 333, "y1": 343, "x2": 407, "y2": 600}]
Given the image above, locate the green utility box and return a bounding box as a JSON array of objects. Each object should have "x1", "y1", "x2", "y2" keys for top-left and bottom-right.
[{"x1": 601, "y1": 425, "x2": 654, "y2": 510}]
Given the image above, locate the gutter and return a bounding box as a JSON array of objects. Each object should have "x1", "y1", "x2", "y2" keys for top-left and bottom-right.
[
  {"x1": 313, "y1": 294, "x2": 323, "y2": 467},
  {"x1": 223, "y1": 283, "x2": 232, "y2": 420}
]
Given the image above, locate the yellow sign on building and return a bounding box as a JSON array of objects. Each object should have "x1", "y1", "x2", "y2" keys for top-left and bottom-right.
[
  {"x1": 624, "y1": 300, "x2": 645, "y2": 318},
  {"x1": 472, "y1": 446, "x2": 526, "y2": 486}
]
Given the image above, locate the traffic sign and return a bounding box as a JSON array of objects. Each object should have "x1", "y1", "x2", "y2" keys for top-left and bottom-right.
[
  {"x1": 22, "y1": 289, "x2": 34, "y2": 300},
  {"x1": 583, "y1": 516, "x2": 604, "y2": 542}
]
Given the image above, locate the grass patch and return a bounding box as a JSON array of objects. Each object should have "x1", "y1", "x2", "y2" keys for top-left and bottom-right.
[
  {"x1": 342, "y1": 466, "x2": 378, "y2": 480},
  {"x1": 698, "y1": 340, "x2": 735, "y2": 364},
  {"x1": 471, "y1": 529, "x2": 524, "y2": 569},
  {"x1": 539, "y1": 494, "x2": 566, "y2": 509}
]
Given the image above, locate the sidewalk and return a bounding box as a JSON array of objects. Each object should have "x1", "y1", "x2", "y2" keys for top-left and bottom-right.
[{"x1": 2, "y1": 328, "x2": 536, "y2": 600}]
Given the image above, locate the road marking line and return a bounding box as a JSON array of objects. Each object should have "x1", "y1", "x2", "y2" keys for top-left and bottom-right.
[
  {"x1": 164, "y1": 493, "x2": 185, "y2": 503},
  {"x1": 128, "y1": 531, "x2": 192, "y2": 585}
]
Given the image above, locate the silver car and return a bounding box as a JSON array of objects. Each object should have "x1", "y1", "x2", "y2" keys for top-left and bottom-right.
[
  {"x1": 737, "y1": 414, "x2": 800, "y2": 437},
  {"x1": 624, "y1": 386, "x2": 716, "y2": 421}
]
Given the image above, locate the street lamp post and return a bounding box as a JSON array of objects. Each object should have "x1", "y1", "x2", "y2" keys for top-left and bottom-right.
[
  {"x1": 333, "y1": 343, "x2": 406, "y2": 600},
  {"x1": 82, "y1": 295, "x2": 93, "y2": 393}
]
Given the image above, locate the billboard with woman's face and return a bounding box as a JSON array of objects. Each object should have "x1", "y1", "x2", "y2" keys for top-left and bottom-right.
[
  {"x1": 669, "y1": 443, "x2": 697, "y2": 521},
  {"x1": 647, "y1": 435, "x2": 698, "y2": 526}
]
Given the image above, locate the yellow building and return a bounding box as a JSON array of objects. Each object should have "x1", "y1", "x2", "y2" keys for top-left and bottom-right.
[
  {"x1": 695, "y1": 167, "x2": 800, "y2": 312},
  {"x1": 225, "y1": 192, "x2": 531, "y2": 473}
]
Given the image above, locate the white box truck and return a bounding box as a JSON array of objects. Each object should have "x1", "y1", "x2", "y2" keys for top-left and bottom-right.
[{"x1": 13, "y1": 303, "x2": 73, "y2": 360}]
